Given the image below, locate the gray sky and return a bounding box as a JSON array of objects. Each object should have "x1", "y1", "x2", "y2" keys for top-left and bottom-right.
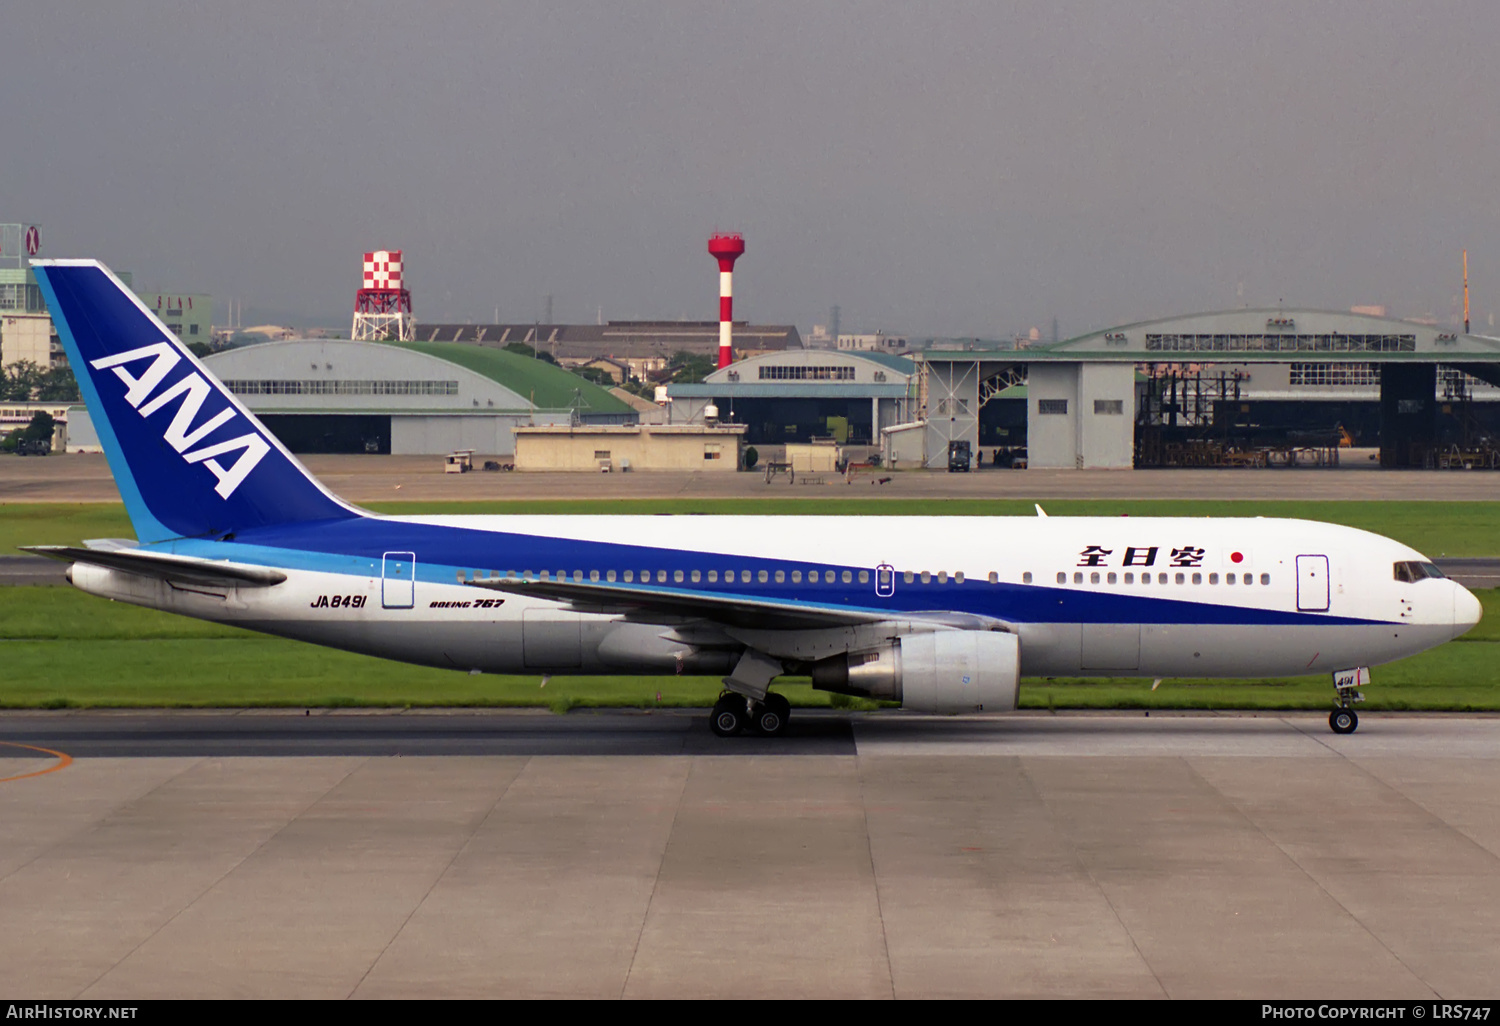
[{"x1": 4, "y1": 1, "x2": 1498, "y2": 337}]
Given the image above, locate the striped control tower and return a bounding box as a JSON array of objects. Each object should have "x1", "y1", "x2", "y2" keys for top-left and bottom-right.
[{"x1": 708, "y1": 233, "x2": 745, "y2": 369}]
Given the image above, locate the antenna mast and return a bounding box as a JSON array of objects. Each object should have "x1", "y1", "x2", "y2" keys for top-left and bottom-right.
[{"x1": 1464, "y1": 250, "x2": 1470, "y2": 334}]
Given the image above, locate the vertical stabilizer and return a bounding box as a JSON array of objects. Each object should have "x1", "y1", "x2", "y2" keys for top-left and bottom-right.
[{"x1": 33, "y1": 260, "x2": 360, "y2": 542}]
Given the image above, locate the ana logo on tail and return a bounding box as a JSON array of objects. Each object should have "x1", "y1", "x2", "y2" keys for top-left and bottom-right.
[{"x1": 91, "y1": 342, "x2": 269, "y2": 499}]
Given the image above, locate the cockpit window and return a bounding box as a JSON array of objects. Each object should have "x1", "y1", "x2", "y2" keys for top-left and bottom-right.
[{"x1": 1394, "y1": 560, "x2": 1446, "y2": 583}]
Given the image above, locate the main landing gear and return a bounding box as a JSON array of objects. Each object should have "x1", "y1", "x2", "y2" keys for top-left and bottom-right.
[
  {"x1": 710, "y1": 691, "x2": 791, "y2": 738},
  {"x1": 1329, "y1": 666, "x2": 1369, "y2": 735}
]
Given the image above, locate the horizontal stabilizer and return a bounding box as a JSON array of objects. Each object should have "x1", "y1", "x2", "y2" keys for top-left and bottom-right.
[
  {"x1": 22, "y1": 545, "x2": 287, "y2": 588},
  {"x1": 466, "y1": 576, "x2": 887, "y2": 631}
]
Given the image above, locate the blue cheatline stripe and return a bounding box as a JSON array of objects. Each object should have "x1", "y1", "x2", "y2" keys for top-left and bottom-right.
[
  {"x1": 33, "y1": 267, "x2": 175, "y2": 544},
  {"x1": 160, "y1": 519, "x2": 1398, "y2": 629}
]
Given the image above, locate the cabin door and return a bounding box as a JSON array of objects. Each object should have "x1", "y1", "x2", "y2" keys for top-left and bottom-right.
[
  {"x1": 1296, "y1": 555, "x2": 1330, "y2": 612},
  {"x1": 382, "y1": 551, "x2": 416, "y2": 609}
]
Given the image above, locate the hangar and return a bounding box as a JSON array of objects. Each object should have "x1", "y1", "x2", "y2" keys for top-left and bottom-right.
[
  {"x1": 664, "y1": 349, "x2": 917, "y2": 445},
  {"x1": 68, "y1": 338, "x2": 636, "y2": 456},
  {"x1": 919, "y1": 309, "x2": 1500, "y2": 469}
]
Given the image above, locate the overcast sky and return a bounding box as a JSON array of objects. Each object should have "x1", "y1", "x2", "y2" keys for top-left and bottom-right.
[{"x1": 3, "y1": 2, "x2": 1498, "y2": 337}]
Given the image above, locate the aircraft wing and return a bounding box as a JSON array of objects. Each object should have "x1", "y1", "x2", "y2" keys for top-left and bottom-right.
[
  {"x1": 21, "y1": 545, "x2": 288, "y2": 588},
  {"x1": 466, "y1": 576, "x2": 891, "y2": 630}
]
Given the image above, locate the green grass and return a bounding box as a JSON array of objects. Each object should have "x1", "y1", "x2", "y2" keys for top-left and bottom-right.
[
  {"x1": 1, "y1": 585, "x2": 1496, "y2": 711},
  {"x1": 7, "y1": 499, "x2": 1500, "y2": 557}
]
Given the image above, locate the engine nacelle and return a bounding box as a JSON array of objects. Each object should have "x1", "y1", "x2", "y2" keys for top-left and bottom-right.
[{"x1": 810, "y1": 630, "x2": 1019, "y2": 713}]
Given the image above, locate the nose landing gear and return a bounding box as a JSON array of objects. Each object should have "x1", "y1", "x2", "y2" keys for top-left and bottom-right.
[
  {"x1": 710, "y1": 691, "x2": 791, "y2": 738},
  {"x1": 1329, "y1": 667, "x2": 1369, "y2": 734}
]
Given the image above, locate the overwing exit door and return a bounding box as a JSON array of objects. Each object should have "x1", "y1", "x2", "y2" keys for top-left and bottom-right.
[
  {"x1": 382, "y1": 551, "x2": 416, "y2": 609},
  {"x1": 1296, "y1": 555, "x2": 1329, "y2": 612}
]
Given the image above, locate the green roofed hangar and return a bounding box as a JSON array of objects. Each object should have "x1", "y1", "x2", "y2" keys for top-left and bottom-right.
[{"x1": 68, "y1": 338, "x2": 636, "y2": 456}]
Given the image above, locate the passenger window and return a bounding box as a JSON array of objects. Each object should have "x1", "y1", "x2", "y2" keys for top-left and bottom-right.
[
  {"x1": 758, "y1": 570, "x2": 768, "y2": 583},
  {"x1": 775, "y1": 571, "x2": 785, "y2": 583},
  {"x1": 1057, "y1": 572, "x2": 1066, "y2": 584},
  {"x1": 1090, "y1": 572, "x2": 1100, "y2": 584},
  {"x1": 791, "y1": 571, "x2": 801, "y2": 583},
  {"x1": 605, "y1": 570, "x2": 615, "y2": 582},
  {"x1": 1175, "y1": 573, "x2": 1185, "y2": 585},
  {"x1": 859, "y1": 570, "x2": 869, "y2": 584},
  {"x1": 1224, "y1": 573, "x2": 1234, "y2": 584},
  {"x1": 691, "y1": 570, "x2": 701, "y2": 583},
  {"x1": 826, "y1": 570, "x2": 837, "y2": 583},
  {"x1": 1124, "y1": 572, "x2": 1133, "y2": 584},
  {"x1": 841, "y1": 570, "x2": 852, "y2": 583},
  {"x1": 1074, "y1": 572, "x2": 1083, "y2": 584},
  {"x1": 622, "y1": 570, "x2": 633, "y2": 582},
  {"x1": 1107, "y1": 572, "x2": 1117, "y2": 584},
  {"x1": 589, "y1": 570, "x2": 599, "y2": 582},
  {"x1": 708, "y1": 570, "x2": 717, "y2": 583},
  {"x1": 937, "y1": 571, "x2": 947, "y2": 584},
  {"x1": 507, "y1": 570, "x2": 518, "y2": 581},
  {"x1": 1208, "y1": 573, "x2": 1218, "y2": 585},
  {"x1": 1260, "y1": 573, "x2": 1270, "y2": 585},
  {"x1": 1191, "y1": 573, "x2": 1201, "y2": 585},
  {"x1": 920, "y1": 571, "x2": 932, "y2": 584},
  {"x1": 990, "y1": 572, "x2": 1000, "y2": 584},
  {"x1": 541, "y1": 570, "x2": 552, "y2": 581},
  {"x1": 1022, "y1": 572, "x2": 1032, "y2": 584},
  {"x1": 954, "y1": 572, "x2": 964, "y2": 584},
  {"x1": 657, "y1": 570, "x2": 667, "y2": 583},
  {"x1": 904, "y1": 572, "x2": 914, "y2": 584},
  {"x1": 674, "y1": 570, "x2": 684, "y2": 583},
  {"x1": 1159, "y1": 573, "x2": 1168, "y2": 584}
]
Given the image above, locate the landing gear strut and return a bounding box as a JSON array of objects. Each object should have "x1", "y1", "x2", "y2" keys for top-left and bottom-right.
[
  {"x1": 710, "y1": 691, "x2": 791, "y2": 738},
  {"x1": 1329, "y1": 667, "x2": 1368, "y2": 735}
]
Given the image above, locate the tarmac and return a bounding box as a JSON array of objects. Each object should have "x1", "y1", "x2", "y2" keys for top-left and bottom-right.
[
  {"x1": 5, "y1": 450, "x2": 1500, "y2": 503},
  {"x1": 2, "y1": 710, "x2": 1500, "y2": 999},
  {"x1": 5, "y1": 454, "x2": 1500, "y2": 998}
]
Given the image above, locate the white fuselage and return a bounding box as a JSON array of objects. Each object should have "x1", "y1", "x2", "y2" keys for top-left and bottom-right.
[{"x1": 67, "y1": 514, "x2": 1480, "y2": 682}]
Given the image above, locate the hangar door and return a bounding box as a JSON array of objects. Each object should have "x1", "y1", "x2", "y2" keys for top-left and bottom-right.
[{"x1": 1296, "y1": 555, "x2": 1329, "y2": 612}]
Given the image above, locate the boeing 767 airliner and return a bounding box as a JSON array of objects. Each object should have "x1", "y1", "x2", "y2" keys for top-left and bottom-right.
[{"x1": 23, "y1": 260, "x2": 1483, "y2": 737}]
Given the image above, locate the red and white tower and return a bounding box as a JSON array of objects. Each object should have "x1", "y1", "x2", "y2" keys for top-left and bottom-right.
[
  {"x1": 351, "y1": 249, "x2": 414, "y2": 342},
  {"x1": 708, "y1": 233, "x2": 745, "y2": 369}
]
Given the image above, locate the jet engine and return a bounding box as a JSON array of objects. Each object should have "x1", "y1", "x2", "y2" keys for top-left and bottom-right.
[{"x1": 810, "y1": 630, "x2": 1019, "y2": 713}]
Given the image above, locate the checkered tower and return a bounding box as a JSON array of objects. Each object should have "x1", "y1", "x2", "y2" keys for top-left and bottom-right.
[{"x1": 351, "y1": 249, "x2": 414, "y2": 342}]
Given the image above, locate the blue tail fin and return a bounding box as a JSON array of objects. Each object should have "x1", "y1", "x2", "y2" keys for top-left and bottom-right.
[{"x1": 33, "y1": 260, "x2": 360, "y2": 542}]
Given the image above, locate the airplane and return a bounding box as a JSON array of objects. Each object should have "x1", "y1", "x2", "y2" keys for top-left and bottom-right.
[{"x1": 23, "y1": 260, "x2": 1483, "y2": 738}]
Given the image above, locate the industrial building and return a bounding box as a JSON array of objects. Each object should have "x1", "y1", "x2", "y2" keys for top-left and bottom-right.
[
  {"x1": 66, "y1": 338, "x2": 636, "y2": 456},
  {"x1": 513, "y1": 423, "x2": 746, "y2": 472},
  {"x1": 418, "y1": 321, "x2": 801, "y2": 382},
  {"x1": 918, "y1": 308, "x2": 1500, "y2": 469},
  {"x1": 664, "y1": 349, "x2": 917, "y2": 445}
]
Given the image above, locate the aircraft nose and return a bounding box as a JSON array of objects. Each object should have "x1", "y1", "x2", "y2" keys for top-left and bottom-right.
[{"x1": 1454, "y1": 583, "x2": 1483, "y2": 639}]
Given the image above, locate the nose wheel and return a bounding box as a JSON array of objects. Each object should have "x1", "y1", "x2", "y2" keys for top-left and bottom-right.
[{"x1": 1329, "y1": 708, "x2": 1358, "y2": 735}]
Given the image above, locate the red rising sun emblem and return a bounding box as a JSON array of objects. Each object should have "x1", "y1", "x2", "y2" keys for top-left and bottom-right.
[{"x1": 1230, "y1": 552, "x2": 1244, "y2": 563}]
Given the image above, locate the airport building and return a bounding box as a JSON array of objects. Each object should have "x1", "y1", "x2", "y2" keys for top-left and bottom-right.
[
  {"x1": 918, "y1": 309, "x2": 1500, "y2": 469},
  {"x1": 67, "y1": 338, "x2": 637, "y2": 456},
  {"x1": 663, "y1": 349, "x2": 918, "y2": 446},
  {"x1": 419, "y1": 321, "x2": 801, "y2": 381},
  {"x1": 513, "y1": 423, "x2": 746, "y2": 472}
]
